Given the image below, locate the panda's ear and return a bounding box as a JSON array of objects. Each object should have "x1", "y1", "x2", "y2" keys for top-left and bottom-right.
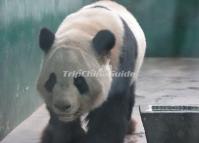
[
  {"x1": 39, "y1": 28, "x2": 55, "y2": 53},
  {"x1": 92, "y1": 30, "x2": 115, "y2": 56}
]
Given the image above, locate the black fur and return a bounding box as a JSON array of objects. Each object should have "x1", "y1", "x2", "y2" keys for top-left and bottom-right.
[
  {"x1": 91, "y1": 5, "x2": 110, "y2": 11},
  {"x1": 92, "y1": 30, "x2": 116, "y2": 56},
  {"x1": 40, "y1": 107, "x2": 85, "y2": 143},
  {"x1": 39, "y1": 28, "x2": 55, "y2": 53},
  {"x1": 127, "y1": 84, "x2": 135, "y2": 120},
  {"x1": 45, "y1": 73, "x2": 57, "y2": 92},
  {"x1": 73, "y1": 75, "x2": 89, "y2": 95}
]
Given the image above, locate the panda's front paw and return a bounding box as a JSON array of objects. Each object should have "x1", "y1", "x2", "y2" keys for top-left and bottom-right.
[
  {"x1": 40, "y1": 121, "x2": 73, "y2": 143},
  {"x1": 40, "y1": 116, "x2": 85, "y2": 143},
  {"x1": 40, "y1": 124, "x2": 53, "y2": 143}
]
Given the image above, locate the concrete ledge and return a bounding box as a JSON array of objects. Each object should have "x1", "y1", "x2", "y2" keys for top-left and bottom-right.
[
  {"x1": 1, "y1": 105, "x2": 49, "y2": 143},
  {"x1": 1, "y1": 105, "x2": 147, "y2": 143}
]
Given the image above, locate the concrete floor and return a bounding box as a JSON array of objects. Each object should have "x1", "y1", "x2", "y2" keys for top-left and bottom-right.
[
  {"x1": 2, "y1": 58, "x2": 199, "y2": 143},
  {"x1": 136, "y1": 58, "x2": 199, "y2": 106}
]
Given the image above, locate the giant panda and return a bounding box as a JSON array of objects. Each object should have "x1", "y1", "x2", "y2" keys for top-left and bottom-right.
[{"x1": 37, "y1": 0, "x2": 146, "y2": 143}]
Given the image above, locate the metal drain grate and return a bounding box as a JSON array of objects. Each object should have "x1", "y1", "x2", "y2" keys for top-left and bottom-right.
[{"x1": 152, "y1": 106, "x2": 199, "y2": 112}]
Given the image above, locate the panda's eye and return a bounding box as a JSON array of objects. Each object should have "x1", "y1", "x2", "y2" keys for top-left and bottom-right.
[
  {"x1": 45, "y1": 73, "x2": 57, "y2": 92},
  {"x1": 73, "y1": 75, "x2": 89, "y2": 94}
]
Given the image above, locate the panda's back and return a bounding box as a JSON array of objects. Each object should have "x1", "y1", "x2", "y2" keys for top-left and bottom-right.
[{"x1": 55, "y1": 3, "x2": 124, "y2": 49}]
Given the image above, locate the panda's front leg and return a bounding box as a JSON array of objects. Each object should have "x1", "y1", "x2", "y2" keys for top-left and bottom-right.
[
  {"x1": 84, "y1": 97, "x2": 129, "y2": 143},
  {"x1": 83, "y1": 93, "x2": 130, "y2": 143},
  {"x1": 40, "y1": 107, "x2": 85, "y2": 143},
  {"x1": 83, "y1": 76, "x2": 133, "y2": 143}
]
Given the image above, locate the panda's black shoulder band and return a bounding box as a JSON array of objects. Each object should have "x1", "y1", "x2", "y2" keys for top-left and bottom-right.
[
  {"x1": 109, "y1": 18, "x2": 138, "y2": 95},
  {"x1": 120, "y1": 17, "x2": 138, "y2": 64},
  {"x1": 91, "y1": 5, "x2": 110, "y2": 11}
]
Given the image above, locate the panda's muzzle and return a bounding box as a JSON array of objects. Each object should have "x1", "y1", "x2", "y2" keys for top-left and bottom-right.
[{"x1": 55, "y1": 107, "x2": 82, "y2": 122}]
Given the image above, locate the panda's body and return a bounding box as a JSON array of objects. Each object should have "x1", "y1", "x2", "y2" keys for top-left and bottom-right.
[{"x1": 37, "y1": 1, "x2": 146, "y2": 143}]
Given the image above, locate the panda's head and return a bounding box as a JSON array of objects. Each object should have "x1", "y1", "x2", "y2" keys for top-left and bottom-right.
[{"x1": 37, "y1": 28, "x2": 115, "y2": 122}]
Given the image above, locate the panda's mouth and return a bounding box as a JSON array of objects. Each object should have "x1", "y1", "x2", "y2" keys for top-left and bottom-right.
[{"x1": 57, "y1": 108, "x2": 82, "y2": 122}]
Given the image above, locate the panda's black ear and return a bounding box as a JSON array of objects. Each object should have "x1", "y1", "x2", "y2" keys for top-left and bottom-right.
[
  {"x1": 92, "y1": 30, "x2": 115, "y2": 56},
  {"x1": 39, "y1": 28, "x2": 55, "y2": 53}
]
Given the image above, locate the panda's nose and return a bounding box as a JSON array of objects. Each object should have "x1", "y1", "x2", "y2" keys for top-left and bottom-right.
[{"x1": 53, "y1": 102, "x2": 71, "y2": 112}]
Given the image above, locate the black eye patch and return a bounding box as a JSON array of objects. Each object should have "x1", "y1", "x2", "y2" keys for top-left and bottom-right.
[
  {"x1": 73, "y1": 75, "x2": 89, "y2": 94},
  {"x1": 45, "y1": 73, "x2": 57, "y2": 92}
]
